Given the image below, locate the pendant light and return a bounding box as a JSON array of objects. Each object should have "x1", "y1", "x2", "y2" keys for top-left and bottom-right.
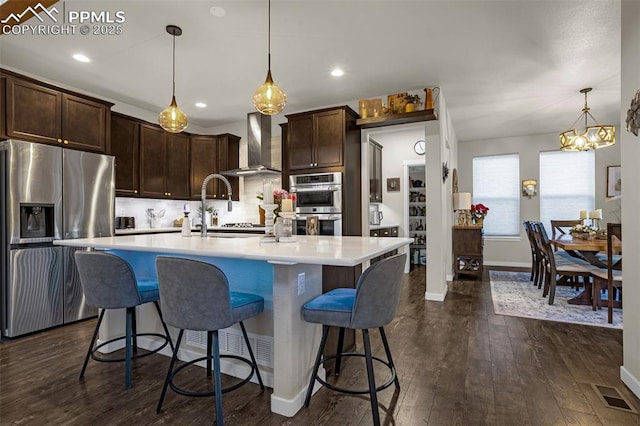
[
  {"x1": 158, "y1": 25, "x2": 188, "y2": 133},
  {"x1": 559, "y1": 88, "x2": 615, "y2": 151},
  {"x1": 252, "y1": 0, "x2": 286, "y2": 115}
]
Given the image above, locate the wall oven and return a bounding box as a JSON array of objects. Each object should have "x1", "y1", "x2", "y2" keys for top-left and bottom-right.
[
  {"x1": 294, "y1": 213, "x2": 342, "y2": 236},
  {"x1": 289, "y1": 172, "x2": 343, "y2": 236},
  {"x1": 289, "y1": 172, "x2": 342, "y2": 214}
]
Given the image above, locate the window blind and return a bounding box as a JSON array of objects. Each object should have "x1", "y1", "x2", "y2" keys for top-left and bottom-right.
[
  {"x1": 539, "y1": 150, "x2": 594, "y2": 231},
  {"x1": 472, "y1": 154, "x2": 520, "y2": 236}
]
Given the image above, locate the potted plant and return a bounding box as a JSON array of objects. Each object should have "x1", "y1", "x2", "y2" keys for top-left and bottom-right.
[
  {"x1": 404, "y1": 94, "x2": 421, "y2": 112},
  {"x1": 470, "y1": 203, "x2": 489, "y2": 226}
]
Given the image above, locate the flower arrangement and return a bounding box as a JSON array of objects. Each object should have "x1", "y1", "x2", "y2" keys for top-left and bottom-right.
[
  {"x1": 470, "y1": 203, "x2": 489, "y2": 220},
  {"x1": 569, "y1": 225, "x2": 598, "y2": 239},
  {"x1": 257, "y1": 189, "x2": 296, "y2": 218},
  {"x1": 405, "y1": 94, "x2": 421, "y2": 104}
]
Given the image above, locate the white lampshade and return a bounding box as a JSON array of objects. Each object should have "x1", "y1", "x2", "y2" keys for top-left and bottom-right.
[{"x1": 453, "y1": 192, "x2": 471, "y2": 210}]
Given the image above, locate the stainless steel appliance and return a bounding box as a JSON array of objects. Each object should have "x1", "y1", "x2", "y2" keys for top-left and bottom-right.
[
  {"x1": 369, "y1": 204, "x2": 383, "y2": 225},
  {"x1": 290, "y1": 172, "x2": 343, "y2": 235},
  {"x1": 294, "y1": 213, "x2": 343, "y2": 236},
  {"x1": 1, "y1": 140, "x2": 115, "y2": 337},
  {"x1": 289, "y1": 172, "x2": 342, "y2": 215}
]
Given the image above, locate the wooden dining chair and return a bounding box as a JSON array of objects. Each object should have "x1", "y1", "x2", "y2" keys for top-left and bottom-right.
[
  {"x1": 532, "y1": 222, "x2": 595, "y2": 305},
  {"x1": 550, "y1": 220, "x2": 582, "y2": 251},
  {"x1": 590, "y1": 223, "x2": 622, "y2": 323},
  {"x1": 522, "y1": 221, "x2": 542, "y2": 287}
]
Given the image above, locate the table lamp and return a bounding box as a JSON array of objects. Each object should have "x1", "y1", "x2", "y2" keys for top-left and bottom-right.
[{"x1": 453, "y1": 192, "x2": 472, "y2": 226}]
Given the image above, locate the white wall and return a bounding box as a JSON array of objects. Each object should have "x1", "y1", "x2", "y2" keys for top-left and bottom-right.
[
  {"x1": 621, "y1": 0, "x2": 640, "y2": 400},
  {"x1": 366, "y1": 127, "x2": 426, "y2": 233},
  {"x1": 457, "y1": 132, "x2": 621, "y2": 267}
]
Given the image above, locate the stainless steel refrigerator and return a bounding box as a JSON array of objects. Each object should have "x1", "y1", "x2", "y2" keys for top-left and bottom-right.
[{"x1": 0, "y1": 140, "x2": 114, "y2": 337}]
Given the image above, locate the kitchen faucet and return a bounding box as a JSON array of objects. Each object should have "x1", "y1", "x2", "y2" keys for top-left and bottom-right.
[{"x1": 201, "y1": 174, "x2": 233, "y2": 237}]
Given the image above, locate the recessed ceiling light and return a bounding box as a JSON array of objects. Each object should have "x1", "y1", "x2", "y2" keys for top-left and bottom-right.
[
  {"x1": 330, "y1": 68, "x2": 344, "y2": 77},
  {"x1": 210, "y1": 6, "x2": 226, "y2": 17},
  {"x1": 72, "y1": 54, "x2": 91, "y2": 63},
  {"x1": 195, "y1": 102, "x2": 207, "y2": 108}
]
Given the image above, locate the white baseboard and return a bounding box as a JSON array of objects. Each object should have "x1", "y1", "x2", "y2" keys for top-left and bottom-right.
[
  {"x1": 446, "y1": 274, "x2": 454, "y2": 282},
  {"x1": 621, "y1": 366, "x2": 640, "y2": 400},
  {"x1": 425, "y1": 285, "x2": 447, "y2": 302},
  {"x1": 270, "y1": 367, "x2": 325, "y2": 417}
]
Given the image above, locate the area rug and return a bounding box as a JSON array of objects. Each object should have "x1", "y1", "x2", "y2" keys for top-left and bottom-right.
[{"x1": 489, "y1": 270, "x2": 622, "y2": 329}]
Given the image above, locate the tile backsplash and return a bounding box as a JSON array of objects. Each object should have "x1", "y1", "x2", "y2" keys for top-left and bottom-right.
[{"x1": 115, "y1": 175, "x2": 282, "y2": 229}]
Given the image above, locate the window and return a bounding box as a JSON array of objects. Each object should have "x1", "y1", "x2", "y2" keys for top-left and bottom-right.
[
  {"x1": 473, "y1": 154, "x2": 520, "y2": 236},
  {"x1": 539, "y1": 150, "x2": 594, "y2": 231}
]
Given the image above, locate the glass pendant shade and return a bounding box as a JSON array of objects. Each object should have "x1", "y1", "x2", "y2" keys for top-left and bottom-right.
[
  {"x1": 158, "y1": 25, "x2": 188, "y2": 133},
  {"x1": 253, "y1": 69, "x2": 287, "y2": 115},
  {"x1": 560, "y1": 88, "x2": 615, "y2": 151},
  {"x1": 159, "y1": 95, "x2": 188, "y2": 133},
  {"x1": 252, "y1": 0, "x2": 286, "y2": 115}
]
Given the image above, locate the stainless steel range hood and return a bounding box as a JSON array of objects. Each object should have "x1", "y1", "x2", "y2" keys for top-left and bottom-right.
[{"x1": 220, "y1": 112, "x2": 281, "y2": 177}]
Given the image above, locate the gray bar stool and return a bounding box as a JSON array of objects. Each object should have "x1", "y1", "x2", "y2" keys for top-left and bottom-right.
[
  {"x1": 302, "y1": 253, "x2": 406, "y2": 426},
  {"x1": 155, "y1": 256, "x2": 265, "y2": 425},
  {"x1": 74, "y1": 251, "x2": 174, "y2": 389}
]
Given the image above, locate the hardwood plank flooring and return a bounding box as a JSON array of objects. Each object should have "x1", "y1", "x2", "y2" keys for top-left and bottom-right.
[{"x1": 1, "y1": 266, "x2": 638, "y2": 425}]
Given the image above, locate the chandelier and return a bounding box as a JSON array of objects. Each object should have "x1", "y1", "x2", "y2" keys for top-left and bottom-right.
[{"x1": 559, "y1": 88, "x2": 615, "y2": 151}]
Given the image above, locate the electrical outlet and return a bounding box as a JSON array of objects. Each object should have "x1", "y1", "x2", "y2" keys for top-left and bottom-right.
[{"x1": 297, "y1": 273, "x2": 305, "y2": 296}]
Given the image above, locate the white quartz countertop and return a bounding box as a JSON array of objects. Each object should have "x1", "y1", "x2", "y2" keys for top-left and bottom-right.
[
  {"x1": 369, "y1": 224, "x2": 400, "y2": 230},
  {"x1": 55, "y1": 234, "x2": 411, "y2": 267},
  {"x1": 115, "y1": 226, "x2": 266, "y2": 235}
]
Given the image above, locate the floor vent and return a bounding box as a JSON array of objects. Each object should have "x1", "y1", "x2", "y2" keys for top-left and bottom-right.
[
  {"x1": 185, "y1": 329, "x2": 273, "y2": 368},
  {"x1": 591, "y1": 384, "x2": 638, "y2": 413}
]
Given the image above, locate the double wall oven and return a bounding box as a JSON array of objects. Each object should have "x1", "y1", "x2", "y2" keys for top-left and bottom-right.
[{"x1": 289, "y1": 172, "x2": 342, "y2": 236}]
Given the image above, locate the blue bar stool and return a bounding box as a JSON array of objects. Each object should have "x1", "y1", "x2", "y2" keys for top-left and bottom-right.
[
  {"x1": 302, "y1": 253, "x2": 406, "y2": 426},
  {"x1": 74, "y1": 251, "x2": 174, "y2": 389},
  {"x1": 155, "y1": 257, "x2": 265, "y2": 425}
]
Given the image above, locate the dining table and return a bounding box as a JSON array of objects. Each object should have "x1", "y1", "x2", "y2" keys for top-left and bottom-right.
[{"x1": 550, "y1": 234, "x2": 621, "y2": 305}]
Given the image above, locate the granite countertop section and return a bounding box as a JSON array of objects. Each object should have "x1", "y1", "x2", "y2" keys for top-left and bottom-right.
[
  {"x1": 370, "y1": 224, "x2": 400, "y2": 230},
  {"x1": 55, "y1": 234, "x2": 412, "y2": 267}
]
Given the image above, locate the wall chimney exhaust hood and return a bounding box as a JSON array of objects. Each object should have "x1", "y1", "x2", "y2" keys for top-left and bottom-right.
[{"x1": 220, "y1": 112, "x2": 281, "y2": 177}]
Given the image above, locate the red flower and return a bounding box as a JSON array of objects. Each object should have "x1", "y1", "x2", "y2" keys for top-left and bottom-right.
[{"x1": 471, "y1": 203, "x2": 489, "y2": 218}]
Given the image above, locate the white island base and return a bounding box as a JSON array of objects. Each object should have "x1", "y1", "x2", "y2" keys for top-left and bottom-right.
[{"x1": 55, "y1": 234, "x2": 411, "y2": 417}]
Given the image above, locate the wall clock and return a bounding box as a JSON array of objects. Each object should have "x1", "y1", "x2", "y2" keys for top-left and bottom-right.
[{"x1": 414, "y1": 140, "x2": 425, "y2": 155}]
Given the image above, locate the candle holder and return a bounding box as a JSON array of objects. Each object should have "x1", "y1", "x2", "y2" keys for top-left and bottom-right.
[
  {"x1": 260, "y1": 203, "x2": 278, "y2": 243},
  {"x1": 278, "y1": 212, "x2": 297, "y2": 243}
]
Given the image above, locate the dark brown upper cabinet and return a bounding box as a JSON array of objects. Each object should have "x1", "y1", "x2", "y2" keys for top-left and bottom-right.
[
  {"x1": 190, "y1": 135, "x2": 218, "y2": 200},
  {"x1": 3, "y1": 75, "x2": 111, "y2": 153},
  {"x1": 190, "y1": 134, "x2": 240, "y2": 201},
  {"x1": 285, "y1": 106, "x2": 358, "y2": 174},
  {"x1": 110, "y1": 113, "x2": 140, "y2": 197},
  {"x1": 139, "y1": 123, "x2": 190, "y2": 199}
]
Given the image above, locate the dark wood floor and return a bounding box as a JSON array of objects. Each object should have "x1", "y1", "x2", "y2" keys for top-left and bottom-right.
[{"x1": 1, "y1": 266, "x2": 638, "y2": 425}]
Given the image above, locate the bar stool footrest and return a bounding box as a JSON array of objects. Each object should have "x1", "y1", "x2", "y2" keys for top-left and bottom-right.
[
  {"x1": 91, "y1": 333, "x2": 170, "y2": 363},
  {"x1": 168, "y1": 354, "x2": 256, "y2": 398},
  {"x1": 315, "y1": 352, "x2": 396, "y2": 395}
]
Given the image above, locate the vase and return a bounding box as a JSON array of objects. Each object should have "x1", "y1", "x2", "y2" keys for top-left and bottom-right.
[
  {"x1": 474, "y1": 217, "x2": 484, "y2": 227},
  {"x1": 405, "y1": 102, "x2": 416, "y2": 113},
  {"x1": 259, "y1": 206, "x2": 265, "y2": 225}
]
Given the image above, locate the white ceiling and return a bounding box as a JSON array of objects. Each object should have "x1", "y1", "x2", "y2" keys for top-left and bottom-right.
[{"x1": 0, "y1": 0, "x2": 621, "y2": 142}]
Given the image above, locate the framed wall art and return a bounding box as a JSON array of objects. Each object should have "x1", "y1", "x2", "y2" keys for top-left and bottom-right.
[
  {"x1": 387, "y1": 178, "x2": 400, "y2": 192},
  {"x1": 606, "y1": 165, "x2": 621, "y2": 197}
]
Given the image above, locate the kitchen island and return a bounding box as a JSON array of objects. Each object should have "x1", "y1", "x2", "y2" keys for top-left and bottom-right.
[{"x1": 54, "y1": 233, "x2": 411, "y2": 417}]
